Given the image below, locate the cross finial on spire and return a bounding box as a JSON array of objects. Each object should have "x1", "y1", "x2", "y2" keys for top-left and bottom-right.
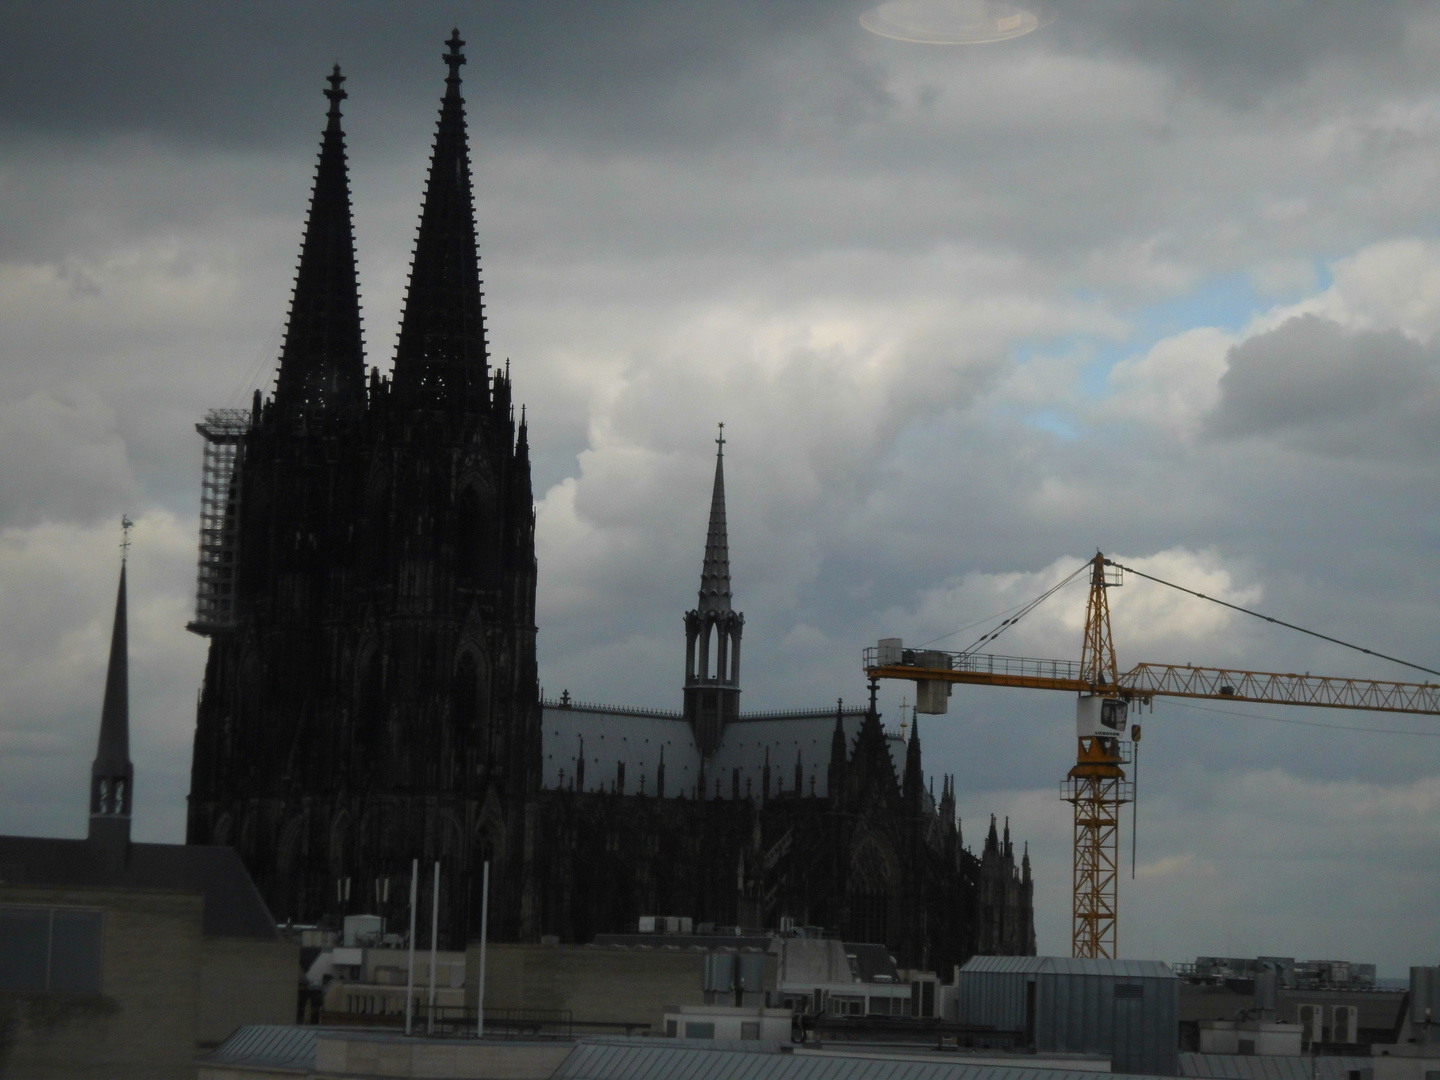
[
  {"x1": 324, "y1": 64, "x2": 347, "y2": 127},
  {"x1": 444, "y1": 28, "x2": 466, "y2": 95},
  {"x1": 716, "y1": 421, "x2": 725, "y2": 455},
  {"x1": 120, "y1": 515, "x2": 133, "y2": 563}
]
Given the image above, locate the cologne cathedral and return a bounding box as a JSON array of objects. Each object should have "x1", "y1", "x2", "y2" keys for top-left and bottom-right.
[{"x1": 185, "y1": 35, "x2": 1035, "y2": 970}]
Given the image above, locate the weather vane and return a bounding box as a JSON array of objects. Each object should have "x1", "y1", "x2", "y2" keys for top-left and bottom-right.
[{"x1": 121, "y1": 515, "x2": 133, "y2": 563}]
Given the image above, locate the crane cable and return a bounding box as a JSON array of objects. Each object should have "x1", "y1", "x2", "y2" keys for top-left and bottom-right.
[
  {"x1": 959, "y1": 561, "x2": 1091, "y2": 655},
  {"x1": 916, "y1": 561, "x2": 1091, "y2": 651},
  {"x1": 1105, "y1": 559, "x2": 1440, "y2": 681}
]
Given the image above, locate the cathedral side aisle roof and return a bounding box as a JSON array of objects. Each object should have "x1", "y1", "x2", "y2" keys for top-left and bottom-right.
[{"x1": 542, "y1": 703, "x2": 871, "y2": 800}]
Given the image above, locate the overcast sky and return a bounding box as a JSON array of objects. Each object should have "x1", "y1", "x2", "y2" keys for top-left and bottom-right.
[{"x1": 1, "y1": 0, "x2": 1439, "y2": 973}]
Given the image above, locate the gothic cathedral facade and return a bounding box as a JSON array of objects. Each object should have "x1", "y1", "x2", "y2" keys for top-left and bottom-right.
[
  {"x1": 185, "y1": 37, "x2": 1035, "y2": 966},
  {"x1": 187, "y1": 39, "x2": 540, "y2": 945}
]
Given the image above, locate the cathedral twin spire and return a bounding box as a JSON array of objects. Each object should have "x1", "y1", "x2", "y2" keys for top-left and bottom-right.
[
  {"x1": 273, "y1": 65, "x2": 365, "y2": 417},
  {"x1": 393, "y1": 30, "x2": 491, "y2": 411},
  {"x1": 274, "y1": 31, "x2": 491, "y2": 419}
]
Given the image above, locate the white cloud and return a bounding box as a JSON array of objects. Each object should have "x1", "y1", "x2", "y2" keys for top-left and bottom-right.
[{"x1": 1103, "y1": 327, "x2": 1235, "y2": 438}]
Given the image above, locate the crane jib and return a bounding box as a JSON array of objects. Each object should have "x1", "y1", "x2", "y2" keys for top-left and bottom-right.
[{"x1": 863, "y1": 652, "x2": 1440, "y2": 717}]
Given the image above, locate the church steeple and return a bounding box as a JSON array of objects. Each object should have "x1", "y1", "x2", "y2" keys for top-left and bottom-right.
[
  {"x1": 847, "y1": 677, "x2": 897, "y2": 802},
  {"x1": 90, "y1": 523, "x2": 134, "y2": 863},
  {"x1": 698, "y1": 424, "x2": 732, "y2": 613},
  {"x1": 903, "y1": 708, "x2": 923, "y2": 811},
  {"x1": 683, "y1": 426, "x2": 744, "y2": 757},
  {"x1": 392, "y1": 30, "x2": 490, "y2": 411},
  {"x1": 828, "y1": 698, "x2": 848, "y2": 804},
  {"x1": 272, "y1": 65, "x2": 366, "y2": 418}
]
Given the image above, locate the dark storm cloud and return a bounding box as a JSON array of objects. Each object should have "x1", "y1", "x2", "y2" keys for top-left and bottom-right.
[
  {"x1": 4, "y1": 1, "x2": 1438, "y2": 287},
  {"x1": 1208, "y1": 314, "x2": 1440, "y2": 455},
  {"x1": 0, "y1": 1, "x2": 858, "y2": 150},
  {"x1": 1050, "y1": 0, "x2": 1421, "y2": 108},
  {"x1": 2, "y1": 2, "x2": 1424, "y2": 153}
]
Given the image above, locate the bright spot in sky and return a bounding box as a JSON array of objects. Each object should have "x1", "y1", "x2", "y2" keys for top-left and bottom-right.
[{"x1": 860, "y1": 0, "x2": 1052, "y2": 44}]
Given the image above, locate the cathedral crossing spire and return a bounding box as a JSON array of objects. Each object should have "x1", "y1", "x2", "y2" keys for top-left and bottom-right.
[
  {"x1": 392, "y1": 29, "x2": 490, "y2": 411},
  {"x1": 683, "y1": 425, "x2": 744, "y2": 755},
  {"x1": 698, "y1": 423, "x2": 732, "y2": 613},
  {"x1": 272, "y1": 64, "x2": 366, "y2": 418}
]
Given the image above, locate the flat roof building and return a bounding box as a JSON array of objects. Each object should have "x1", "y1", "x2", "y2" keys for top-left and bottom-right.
[
  {"x1": 958, "y1": 955, "x2": 1180, "y2": 1076},
  {"x1": 0, "y1": 555, "x2": 295, "y2": 1079}
]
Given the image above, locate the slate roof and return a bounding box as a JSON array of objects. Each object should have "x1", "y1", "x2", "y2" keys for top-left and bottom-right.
[
  {"x1": 592, "y1": 933, "x2": 774, "y2": 951},
  {"x1": 205, "y1": 1029, "x2": 1186, "y2": 1080},
  {"x1": 209, "y1": 1024, "x2": 318, "y2": 1071},
  {"x1": 1179, "y1": 1054, "x2": 1372, "y2": 1080},
  {"x1": 961, "y1": 956, "x2": 1176, "y2": 979},
  {"x1": 556, "y1": 1040, "x2": 1170, "y2": 1080},
  {"x1": 0, "y1": 834, "x2": 278, "y2": 940}
]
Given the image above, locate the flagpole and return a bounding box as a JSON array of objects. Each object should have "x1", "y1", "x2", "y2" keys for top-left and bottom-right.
[
  {"x1": 428, "y1": 861, "x2": 440, "y2": 1034},
  {"x1": 475, "y1": 860, "x2": 490, "y2": 1038},
  {"x1": 404, "y1": 858, "x2": 418, "y2": 1035}
]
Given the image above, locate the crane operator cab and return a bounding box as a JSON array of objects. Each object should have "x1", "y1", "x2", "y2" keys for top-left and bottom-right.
[
  {"x1": 1076, "y1": 695, "x2": 1128, "y2": 741},
  {"x1": 1073, "y1": 695, "x2": 1131, "y2": 774}
]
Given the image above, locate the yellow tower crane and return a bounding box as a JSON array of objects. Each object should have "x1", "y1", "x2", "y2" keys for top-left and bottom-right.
[{"x1": 864, "y1": 552, "x2": 1440, "y2": 959}]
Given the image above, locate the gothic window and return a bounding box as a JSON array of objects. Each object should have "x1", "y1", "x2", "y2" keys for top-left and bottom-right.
[
  {"x1": 329, "y1": 812, "x2": 350, "y2": 878},
  {"x1": 846, "y1": 841, "x2": 893, "y2": 945},
  {"x1": 362, "y1": 468, "x2": 392, "y2": 579},
  {"x1": 358, "y1": 653, "x2": 384, "y2": 751},
  {"x1": 698, "y1": 623, "x2": 713, "y2": 680},
  {"x1": 455, "y1": 487, "x2": 482, "y2": 584},
  {"x1": 453, "y1": 651, "x2": 490, "y2": 768},
  {"x1": 277, "y1": 815, "x2": 309, "y2": 921},
  {"x1": 212, "y1": 813, "x2": 234, "y2": 847},
  {"x1": 455, "y1": 484, "x2": 497, "y2": 587}
]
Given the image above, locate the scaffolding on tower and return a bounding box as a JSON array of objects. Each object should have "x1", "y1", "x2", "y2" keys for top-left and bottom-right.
[{"x1": 187, "y1": 409, "x2": 251, "y2": 636}]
